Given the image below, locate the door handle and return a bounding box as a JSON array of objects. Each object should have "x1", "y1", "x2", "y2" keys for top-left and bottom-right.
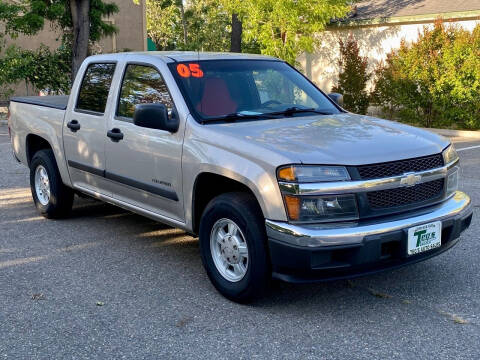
[
  {"x1": 67, "y1": 120, "x2": 81, "y2": 132},
  {"x1": 107, "y1": 128, "x2": 124, "y2": 142}
]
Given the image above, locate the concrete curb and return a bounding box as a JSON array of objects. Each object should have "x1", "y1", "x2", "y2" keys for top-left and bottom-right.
[{"x1": 423, "y1": 128, "x2": 480, "y2": 139}]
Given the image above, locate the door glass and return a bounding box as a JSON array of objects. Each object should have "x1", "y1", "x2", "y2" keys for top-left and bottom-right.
[
  {"x1": 117, "y1": 64, "x2": 174, "y2": 119},
  {"x1": 76, "y1": 63, "x2": 116, "y2": 114}
]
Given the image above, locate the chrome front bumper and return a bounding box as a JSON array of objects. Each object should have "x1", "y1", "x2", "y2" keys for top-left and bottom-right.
[{"x1": 266, "y1": 191, "x2": 472, "y2": 248}]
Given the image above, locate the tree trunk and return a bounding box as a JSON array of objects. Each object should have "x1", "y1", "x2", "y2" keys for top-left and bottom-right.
[
  {"x1": 230, "y1": 13, "x2": 242, "y2": 53},
  {"x1": 70, "y1": 0, "x2": 91, "y2": 82},
  {"x1": 179, "y1": 0, "x2": 187, "y2": 46}
]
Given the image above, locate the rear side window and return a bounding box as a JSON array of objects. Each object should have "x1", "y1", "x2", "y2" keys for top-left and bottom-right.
[
  {"x1": 117, "y1": 64, "x2": 174, "y2": 119},
  {"x1": 76, "y1": 63, "x2": 116, "y2": 114}
]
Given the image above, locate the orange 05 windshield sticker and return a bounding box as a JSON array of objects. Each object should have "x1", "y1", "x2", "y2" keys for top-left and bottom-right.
[{"x1": 176, "y1": 63, "x2": 204, "y2": 78}]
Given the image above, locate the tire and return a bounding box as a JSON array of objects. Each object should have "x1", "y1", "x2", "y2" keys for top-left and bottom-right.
[
  {"x1": 29, "y1": 149, "x2": 74, "y2": 219},
  {"x1": 199, "y1": 192, "x2": 270, "y2": 303}
]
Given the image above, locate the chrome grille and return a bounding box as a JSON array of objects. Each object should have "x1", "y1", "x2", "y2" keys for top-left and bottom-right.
[
  {"x1": 367, "y1": 179, "x2": 445, "y2": 209},
  {"x1": 357, "y1": 154, "x2": 444, "y2": 180}
]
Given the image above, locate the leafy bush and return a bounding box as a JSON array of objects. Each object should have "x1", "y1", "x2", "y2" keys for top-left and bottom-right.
[
  {"x1": 331, "y1": 35, "x2": 370, "y2": 114},
  {"x1": 0, "y1": 44, "x2": 71, "y2": 96},
  {"x1": 372, "y1": 20, "x2": 480, "y2": 129}
]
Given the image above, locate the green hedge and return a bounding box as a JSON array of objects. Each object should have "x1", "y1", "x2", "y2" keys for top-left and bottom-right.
[{"x1": 372, "y1": 21, "x2": 480, "y2": 130}]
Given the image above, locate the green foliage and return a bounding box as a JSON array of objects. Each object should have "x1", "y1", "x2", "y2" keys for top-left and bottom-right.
[
  {"x1": 0, "y1": 0, "x2": 119, "y2": 96},
  {"x1": 182, "y1": 0, "x2": 230, "y2": 51},
  {"x1": 0, "y1": 44, "x2": 71, "y2": 95},
  {"x1": 0, "y1": 0, "x2": 118, "y2": 42},
  {"x1": 147, "y1": 0, "x2": 181, "y2": 50},
  {"x1": 243, "y1": 0, "x2": 350, "y2": 65},
  {"x1": 146, "y1": 0, "x2": 350, "y2": 64},
  {"x1": 372, "y1": 21, "x2": 480, "y2": 129},
  {"x1": 147, "y1": 0, "x2": 233, "y2": 52},
  {"x1": 331, "y1": 35, "x2": 370, "y2": 114},
  {"x1": 0, "y1": 0, "x2": 63, "y2": 37}
]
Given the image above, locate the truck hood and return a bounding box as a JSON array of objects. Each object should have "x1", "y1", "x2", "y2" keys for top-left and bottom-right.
[{"x1": 207, "y1": 113, "x2": 450, "y2": 166}]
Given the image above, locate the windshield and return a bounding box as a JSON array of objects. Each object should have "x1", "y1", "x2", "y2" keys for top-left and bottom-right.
[{"x1": 168, "y1": 60, "x2": 341, "y2": 123}]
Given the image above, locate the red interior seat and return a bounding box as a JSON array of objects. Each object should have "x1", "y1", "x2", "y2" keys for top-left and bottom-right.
[{"x1": 196, "y1": 78, "x2": 237, "y2": 116}]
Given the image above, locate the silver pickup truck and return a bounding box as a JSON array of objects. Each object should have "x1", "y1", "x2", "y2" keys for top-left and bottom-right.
[{"x1": 8, "y1": 52, "x2": 473, "y2": 302}]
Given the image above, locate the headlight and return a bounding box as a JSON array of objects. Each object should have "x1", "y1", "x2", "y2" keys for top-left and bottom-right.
[
  {"x1": 277, "y1": 165, "x2": 350, "y2": 183},
  {"x1": 443, "y1": 144, "x2": 459, "y2": 165},
  {"x1": 278, "y1": 165, "x2": 358, "y2": 222},
  {"x1": 283, "y1": 194, "x2": 359, "y2": 222},
  {"x1": 443, "y1": 145, "x2": 460, "y2": 197}
]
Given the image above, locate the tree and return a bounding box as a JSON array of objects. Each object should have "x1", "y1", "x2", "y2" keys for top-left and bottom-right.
[
  {"x1": 147, "y1": 0, "x2": 232, "y2": 52},
  {"x1": 178, "y1": 0, "x2": 187, "y2": 45},
  {"x1": 70, "y1": 1, "x2": 91, "y2": 78},
  {"x1": 218, "y1": 0, "x2": 247, "y2": 52},
  {"x1": 332, "y1": 35, "x2": 371, "y2": 114},
  {"x1": 182, "y1": 0, "x2": 230, "y2": 51},
  {"x1": 230, "y1": 13, "x2": 242, "y2": 52},
  {"x1": 0, "y1": 0, "x2": 119, "y2": 80},
  {"x1": 147, "y1": 0, "x2": 181, "y2": 50},
  {"x1": 144, "y1": 0, "x2": 351, "y2": 64},
  {"x1": 243, "y1": 0, "x2": 350, "y2": 64}
]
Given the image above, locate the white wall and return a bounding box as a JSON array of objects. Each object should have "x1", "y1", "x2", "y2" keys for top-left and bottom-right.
[{"x1": 299, "y1": 19, "x2": 480, "y2": 93}]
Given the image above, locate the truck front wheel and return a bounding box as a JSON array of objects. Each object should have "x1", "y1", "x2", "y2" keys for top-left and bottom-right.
[
  {"x1": 29, "y1": 149, "x2": 74, "y2": 219},
  {"x1": 199, "y1": 192, "x2": 270, "y2": 302}
]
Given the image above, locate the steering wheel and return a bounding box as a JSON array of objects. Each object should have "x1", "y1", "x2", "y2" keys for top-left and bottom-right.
[{"x1": 261, "y1": 100, "x2": 282, "y2": 108}]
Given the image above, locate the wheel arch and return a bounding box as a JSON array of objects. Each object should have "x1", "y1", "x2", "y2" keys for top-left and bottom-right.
[
  {"x1": 25, "y1": 134, "x2": 54, "y2": 166},
  {"x1": 191, "y1": 172, "x2": 265, "y2": 235}
]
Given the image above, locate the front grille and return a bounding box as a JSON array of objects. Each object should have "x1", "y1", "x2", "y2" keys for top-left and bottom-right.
[
  {"x1": 357, "y1": 154, "x2": 444, "y2": 180},
  {"x1": 367, "y1": 179, "x2": 444, "y2": 209}
]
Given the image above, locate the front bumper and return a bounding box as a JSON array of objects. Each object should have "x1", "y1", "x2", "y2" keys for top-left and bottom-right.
[{"x1": 265, "y1": 191, "x2": 473, "y2": 283}]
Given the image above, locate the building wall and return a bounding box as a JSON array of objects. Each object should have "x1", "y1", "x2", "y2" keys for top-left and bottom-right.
[
  {"x1": 98, "y1": 0, "x2": 147, "y2": 53},
  {"x1": 1, "y1": 0, "x2": 146, "y2": 98},
  {"x1": 299, "y1": 18, "x2": 480, "y2": 93}
]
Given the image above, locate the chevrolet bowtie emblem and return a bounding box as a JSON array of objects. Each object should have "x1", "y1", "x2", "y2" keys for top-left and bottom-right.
[{"x1": 400, "y1": 173, "x2": 422, "y2": 187}]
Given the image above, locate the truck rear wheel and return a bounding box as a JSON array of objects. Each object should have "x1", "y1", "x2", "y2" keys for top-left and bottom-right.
[
  {"x1": 199, "y1": 192, "x2": 270, "y2": 303},
  {"x1": 29, "y1": 149, "x2": 74, "y2": 219}
]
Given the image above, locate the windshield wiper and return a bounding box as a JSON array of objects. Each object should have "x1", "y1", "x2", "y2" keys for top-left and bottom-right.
[
  {"x1": 265, "y1": 107, "x2": 333, "y2": 117},
  {"x1": 202, "y1": 112, "x2": 276, "y2": 124},
  {"x1": 201, "y1": 107, "x2": 332, "y2": 124}
]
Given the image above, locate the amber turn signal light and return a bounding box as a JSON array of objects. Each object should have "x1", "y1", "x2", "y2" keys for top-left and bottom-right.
[
  {"x1": 278, "y1": 166, "x2": 296, "y2": 181},
  {"x1": 284, "y1": 195, "x2": 300, "y2": 221}
]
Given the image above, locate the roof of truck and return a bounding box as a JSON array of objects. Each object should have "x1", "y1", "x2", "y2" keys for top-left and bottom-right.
[{"x1": 87, "y1": 51, "x2": 279, "y2": 63}]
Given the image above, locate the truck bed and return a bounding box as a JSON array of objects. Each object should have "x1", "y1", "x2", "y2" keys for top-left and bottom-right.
[
  {"x1": 9, "y1": 96, "x2": 69, "y2": 183},
  {"x1": 10, "y1": 95, "x2": 69, "y2": 110}
]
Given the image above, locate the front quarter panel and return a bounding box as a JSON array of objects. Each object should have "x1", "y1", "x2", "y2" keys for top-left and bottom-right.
[{"x1": 182, "y1": 116, "x2": 288, "y2": 229}]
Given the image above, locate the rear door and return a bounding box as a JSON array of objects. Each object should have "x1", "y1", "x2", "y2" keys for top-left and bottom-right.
[
  {"x1": 63, "y1": 62, "x2": 117, "y2": 195},
  {"x1": 104, "y1": 62, "x2": 185, "y2": 222}
]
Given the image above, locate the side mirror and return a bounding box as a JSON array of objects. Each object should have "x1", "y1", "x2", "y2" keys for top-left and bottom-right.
[
  {"x1": 328, "y1": 93, "x2": 344, "y2": 107},
  {"x1": 133, "y1": 103, "x2": 179, "y2": 133}
]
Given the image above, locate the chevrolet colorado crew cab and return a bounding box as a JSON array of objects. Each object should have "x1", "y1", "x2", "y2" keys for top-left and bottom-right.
[{"x1": 8, "y1": 52, "x2": 473, "y2": 302}]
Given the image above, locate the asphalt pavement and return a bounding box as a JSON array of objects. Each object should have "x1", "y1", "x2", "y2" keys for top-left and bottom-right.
[{"x1": 1, "y1": 124, "x2": 479, "y2": 359}]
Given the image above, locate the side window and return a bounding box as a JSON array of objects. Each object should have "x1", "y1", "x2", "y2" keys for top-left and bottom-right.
[
  {"x1": 76, "y1": 63, "x2": 116, "y2": 114},
  {"x1": 117, "y1": 64, "x2": 174, "y2": 119}
]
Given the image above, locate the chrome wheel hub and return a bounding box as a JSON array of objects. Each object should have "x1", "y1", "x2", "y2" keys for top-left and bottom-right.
[
  {"x1": 210, "y1": 218, "x2": 249, "y2": 282},
  {"x1": 34, "y1": 165, "x2": 50, "y2": 206}
]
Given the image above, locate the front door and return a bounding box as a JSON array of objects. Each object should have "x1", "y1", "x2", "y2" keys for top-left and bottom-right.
[
  {"x1": 104, "y1": 63, "x2": 184, "y2": 222},
  {"x1": 63, "y1": 62, "x2": 116, "y2": 195}
]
